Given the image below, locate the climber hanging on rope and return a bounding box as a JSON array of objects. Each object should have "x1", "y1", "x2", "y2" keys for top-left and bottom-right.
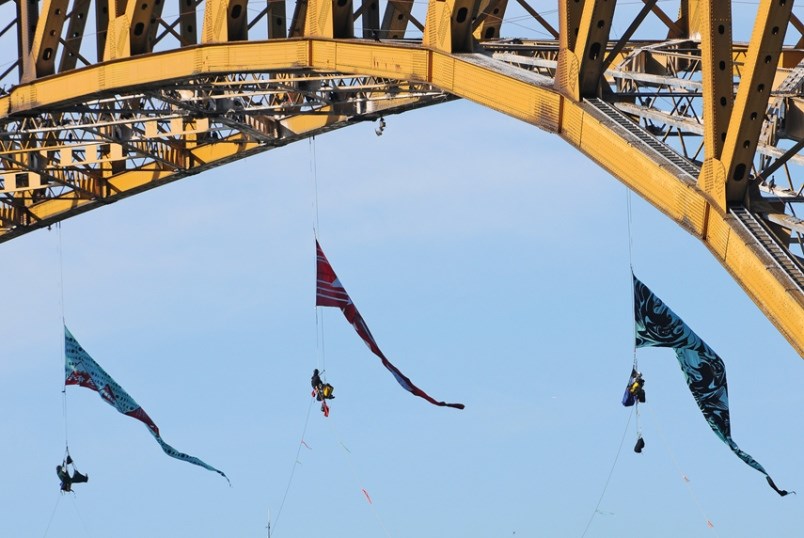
[
  {"x1": 311, "y1": 369, "x2": 335, "y2": 417},
  {"x1": 56, "y1": 451, "x2": 88, "y2": 493},
  {"x1": 621, "y1": 368, "x2": 646, "y2": 407},
  {"x1": 621, "y1": 368, "x2": 646, "y2": 453}
]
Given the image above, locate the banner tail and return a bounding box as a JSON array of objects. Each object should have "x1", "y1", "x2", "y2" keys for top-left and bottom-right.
[
  {"x1": 766, "y1": 476, "x2": 794, "y2": 497},
  {"x1": 343, "y1": 305, "x2": 464, "y2": 410},
  {"x1": 155, "y1": 437, "x2": 230, "y2": 485}
]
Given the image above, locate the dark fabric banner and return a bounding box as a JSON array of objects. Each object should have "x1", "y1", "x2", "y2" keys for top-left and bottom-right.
[
  {"x1": 633, "y1": 275, "x2": 789, "y2": 496},
  {"x1": 316, "y1": 240, "x2": 464, "y2": 410}
]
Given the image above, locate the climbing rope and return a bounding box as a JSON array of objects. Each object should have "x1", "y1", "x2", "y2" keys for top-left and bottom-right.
[
  {"x1": 69, "y1": 495, "x2": 94, "y2": 537},
  {"x1": 625, "y1": 188, "x2": 644, "y2": 447},
  {"x1": 271, "y1": 396, "x2": 315, "y2": 536},
  {"x1": 270, "y1": 141, "x2": 330, "y2": 534},
  {"x1": 55, "y1": 222, "x2": 72, "y2": 455},
  {"x1": 580, "y1": 407, "x2": 634, "y2": 538},
  {"x1": 309, "y1": 136, "x2": 327, "y2": 374},
  {"x1": 41, "y1": 493, "x2": 62, "y2": 538}
]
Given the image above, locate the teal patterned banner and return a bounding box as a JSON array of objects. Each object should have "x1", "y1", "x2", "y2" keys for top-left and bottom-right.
[
  {"x1": 633, "y1": 275, "x2": 790, "y2": 496},
  {"x1": 65, "y1": 326, "x2": 229, "y2": 484}
]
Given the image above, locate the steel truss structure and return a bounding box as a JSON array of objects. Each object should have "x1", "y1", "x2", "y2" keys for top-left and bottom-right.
[{"x1": 2, "y1": 0, "x2": 804, "y2": 354}]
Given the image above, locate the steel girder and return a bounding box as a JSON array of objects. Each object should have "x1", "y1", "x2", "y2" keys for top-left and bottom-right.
[{"x1": 2, "y1": 0, "x2": 804, "y2": 355}]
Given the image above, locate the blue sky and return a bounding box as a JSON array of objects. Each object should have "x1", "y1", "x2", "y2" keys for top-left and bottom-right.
[{"x1": 3, "y1": 98, "x2": 804, "y2": 537}]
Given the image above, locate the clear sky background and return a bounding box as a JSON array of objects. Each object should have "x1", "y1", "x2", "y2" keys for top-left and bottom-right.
[
  {"x1": 3, "y1": 3, "x2": 804, "y2": 536},
  {"x1": 3, "y1": 98, "x2": 804, "y2": 538}
]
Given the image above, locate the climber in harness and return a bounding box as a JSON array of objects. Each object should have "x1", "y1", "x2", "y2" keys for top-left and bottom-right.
[
  {"x1": 56, "y1": 452, "x2": 88, "y2": 493},
  {"x1": 621, "y1": 368, "x2": 647, "y2": 453},
  {"x1": 621, "y1": 368, "x2": 646, "y2": 407},
  {"x1": 311, "y1": 369, "x2": 335, "y2": 417}
]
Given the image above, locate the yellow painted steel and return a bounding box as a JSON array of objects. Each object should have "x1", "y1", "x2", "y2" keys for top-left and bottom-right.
[
  {"x1": 60, "y1": 0, "x2": 92, "y2": 71},
  {"x1": 422, "y1": 0, "x2": 478, "y2": 53},
  {"x1": 698, "y1": 0, "x2": 733, "y2": 163},
  {"x1": 300, "y1": 0, "x2": 355, "y2": 38},
  {"x1": 203, "y1": 0, "x2": 232, "y2": 42},
  {"x1": 554, "y1": 0, "x2": 584, "y2": 99},
  {"x1": 674, "y1": 0, "x2": 701, "y2": 39},
  {"x1": 268, "y1": 0, "x2": 289, "y2": 39},
  {"x1": 127, "y1": 0, "x2": 165, "y2": 54},
  {"x1": 698, "y1": 0, "x2": 794, "y2": 211},
  {"x1": 473, "y1": 0, "x2": 508, "y2": 41},
  {"x1": 697, "y1": 0, "x2": 734, "y2": 212},
  {"x1": 381, "y1": 0, "x2": 413, "y2": 38},
  {"x1": 17, "y1": 0, "x2": 40, "y2": 81},
  {"x1": 3, "y1": 0, "x2": 804, "y2": 358},
  {"x1": 304, "y1": 0, "x2": 336, "y2": 37},
  {"x1": 573, "y1": 0, "x2": 617, "y2": 97},
  {"x1": 719, "y1": 0, "x2": 793, "y2": 203},
  {"x1": 201, "y1": 0, "x2": 247, "y2": 42},
  {"x1": 27, "y1": 0, "x2": 70, "y2": 80}
]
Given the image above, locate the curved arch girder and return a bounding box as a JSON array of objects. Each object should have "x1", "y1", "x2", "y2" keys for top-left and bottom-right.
[{"x1": 1, "y1": 38, "x2": 803, "y2": 357}]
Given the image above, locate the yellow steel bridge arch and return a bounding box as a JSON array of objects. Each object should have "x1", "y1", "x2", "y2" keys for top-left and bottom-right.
[{"x1": 2, "y1": 0, "x2": 804, "y2": 354}]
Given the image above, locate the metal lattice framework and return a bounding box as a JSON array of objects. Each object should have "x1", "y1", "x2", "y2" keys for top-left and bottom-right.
[{"x1": 2, "y1": 0, "x2": 804, "y2": 354}]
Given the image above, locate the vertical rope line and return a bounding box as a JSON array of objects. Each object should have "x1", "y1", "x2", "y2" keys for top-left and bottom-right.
[
  {"x1": 57, "y1": 223, "x2": 69, "y2": 447},
  {"x1": 626, "y1": 188, "x2": 636, "y2": 352},
  {"x1": 319, "y1": 312, "x2": 326, "y2": 374},
  {"x1": 625, "y1": 189, "x2": 640, "y2": 436},
  {"x1": 41, "y1": 493, "x2": 62, "y2": 538},
  {"x1": 312, "y1": 139, "x2": 319, "y2": 232},
  {"x1": 69, "y1": 495, "x2": 93, "y2": 537},
  {"x1": 272, "y1": 397, "x2": 315, "y2": 537},
  {"x1": 580, "y1": 407, "x2": 634, "y2": 538},
  {"x1": 309, "y1": 137, "x2": 321, "y2": 236},
  {"x1": 315, "y1": 306, "x2": 327, "y2": 374},
  {"x1": 309, "y1": 137, "x2": 325, "y2": 373},
  {"x1": 57, "y1": 223, "x2": 66, "y2": 324}
]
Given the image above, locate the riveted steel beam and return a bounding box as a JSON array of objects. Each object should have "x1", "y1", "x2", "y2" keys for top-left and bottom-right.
[
  {"x1": 674, "y1": 0, "x2": 701, "y2": 38},
  {"x1": 202, "y1": 0, "x2": 249, "y2": 43},
  {"x1": 265, "y1": 0, "x2": 288, "y2": 38},
  {"x1": 17, "y1": 0, "x2": 39, "y2": 80},
  {"x1": 555, "y1": 0, "x2": 587, "y2": 98},
  {"x1": 361, "y1": 0, "x2": 380, "y2": 38},
  {"x1": 2, "y1": 39, "x2": 804, "y2": 355},
  {"x1": 472, "y1": 0, "x2": 508, "y2": 41},
  {"x1": 175, "y1": 0, "x2": 200, "y2": 45},
  {"x1": 59, "y1": 0, "x2": 92, "y2": 72},
  {"x1": 696, "y1": 0, "x2": 733, "y2": 211},
  {"x1": 289, "y1": 0, "x2": 308, "y2": 36},
  {"x1": 304, "y1": 0, "x2": 354, "y2": 37},
  {"x1": 25, "y1": 0, "x2": 69, "y2": 80},
  {"x1": 129, "y1": 0, "x2": 168, "y2": 54},
  {"x1": 103, "y1": 0, "x2": 138, "y2": 60},
  {"x1": 423, "y1": 0, "x2": 480, "y2": 53},
  {"x1": 381, "y1": 0, "x2": 412, "y2": 39},
  {"x1": 573, "y1": 0, "x2": 618, "y2": 97},
  {"x1": 721, "y1": 0, "x2": 793, "y2": 204}
]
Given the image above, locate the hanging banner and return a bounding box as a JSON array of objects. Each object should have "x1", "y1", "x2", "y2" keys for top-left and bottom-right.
[
  {"x1": 633, "y1": 275, "x2": 790, "y2": 496},
  {"x1": 316, "y1": 240, "x2": 464, "y2": 410},
  {"x1": 65, "y1": 326, "x2": 229, "y2": 483}
]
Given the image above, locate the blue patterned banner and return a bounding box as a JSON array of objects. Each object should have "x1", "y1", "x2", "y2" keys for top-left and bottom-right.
[
  {"x1": 633, "y1": 275, "x2": 790, "y2": 496},
  {"x1": 65, "y1": 326, "x2": 229, "y2": 484}
]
